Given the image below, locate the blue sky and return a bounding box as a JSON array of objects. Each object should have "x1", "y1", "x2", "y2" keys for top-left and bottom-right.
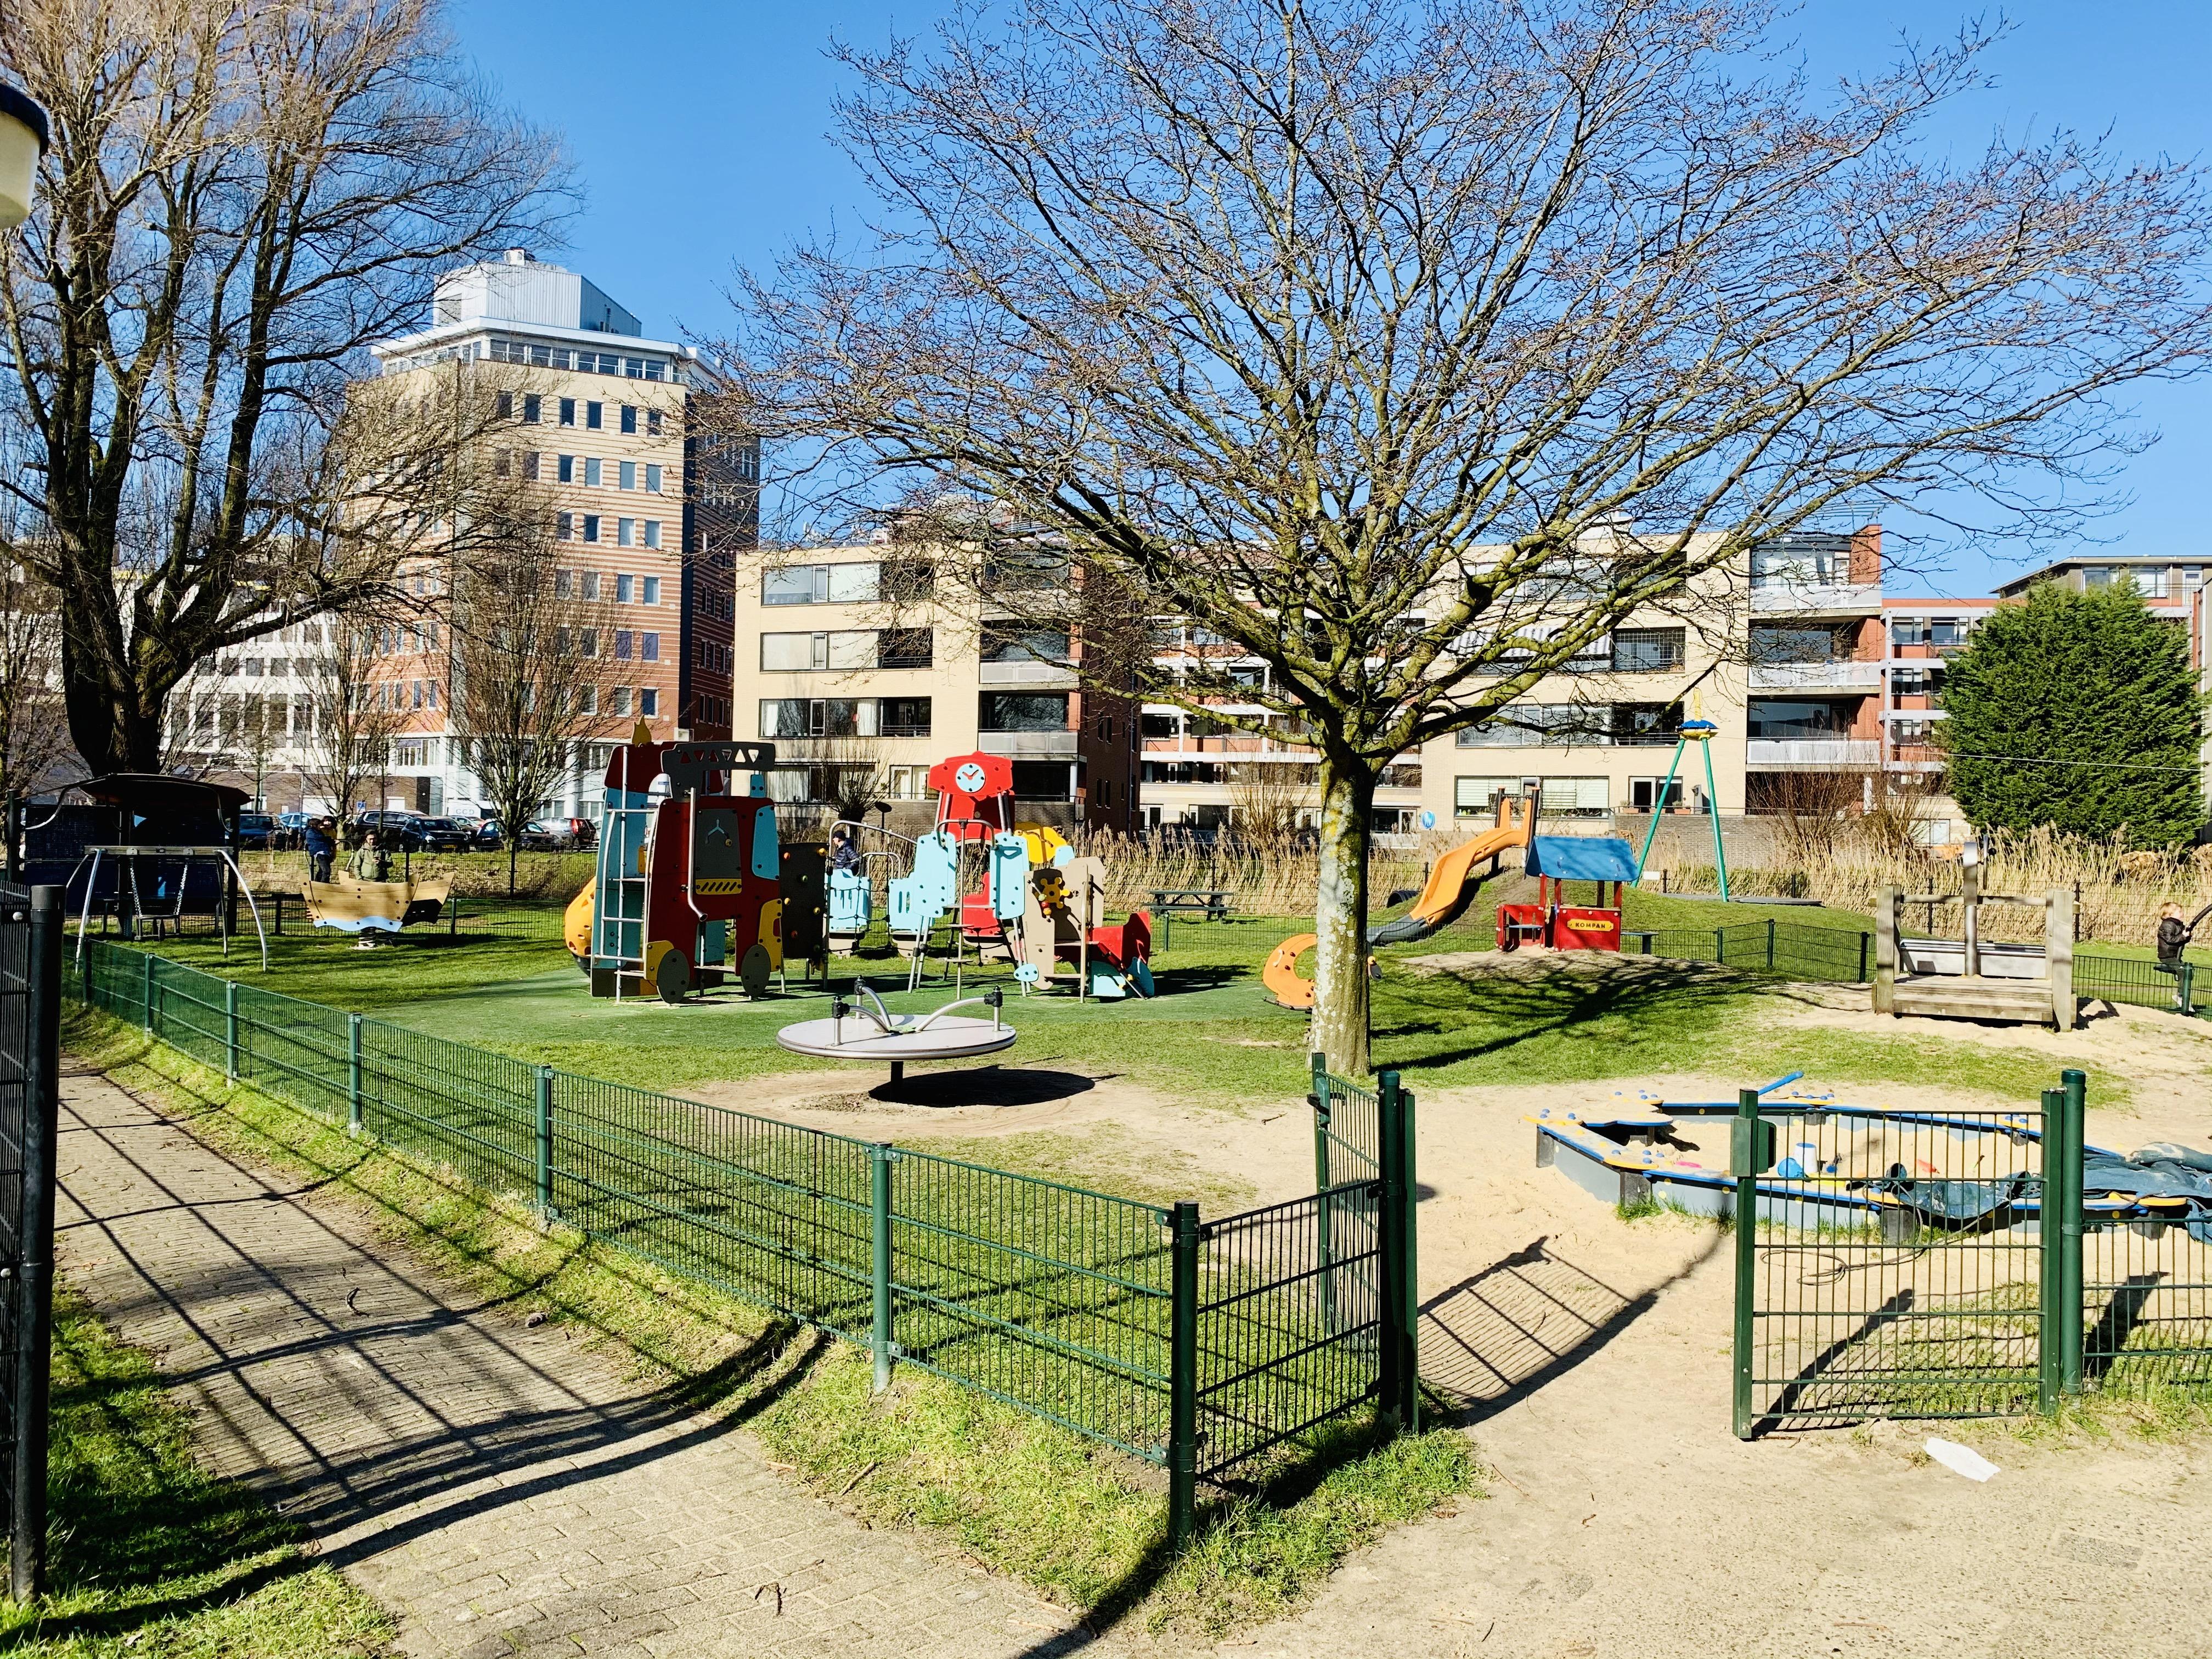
[{"x1": 444, "y1": 0, "x2": 2212, "y2": 597}]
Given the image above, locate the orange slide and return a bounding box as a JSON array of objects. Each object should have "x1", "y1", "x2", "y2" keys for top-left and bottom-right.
[{"x1": 1263, "y1": 794, "x2": 1537, "y2": 1008}]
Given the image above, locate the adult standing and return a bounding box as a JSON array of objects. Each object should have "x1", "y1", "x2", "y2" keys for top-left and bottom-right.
[{"x1": 303, "y1": 816, "x2": 335, "y2": 884}]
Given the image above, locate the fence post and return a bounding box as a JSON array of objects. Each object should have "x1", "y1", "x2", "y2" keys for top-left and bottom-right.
[
  {"x1": 1765, "y1": 917, "x2": 1776, "y2": 972},
  {"x1": 2058, "y1": 1068, "x2": 2087, "y2": 1395},
  {"x1": 11, "y1": 887, "x2": 63, "y2": 1600},
  {"x1": 1714, "y1": 926, "x2": 1726, "y2": 966},
  {"x1": 1731, "y1": 1086, "x2": 1758, "y2": 1439},
  {"x1": 224, "y1": 979, "x2": 240, "y2": 1081},
  {"x1": 1376, "y1": 1071, "x2": 1419, "y2": 1434},
  {"x1": 2182, "y1": 962, "x2": 2197, "y2": 1018},
  {"x1": 1167, "y1": 1199, "x2": 1200, "y2": 1550},
  {"x1": 1858, "y1": 931, "x2": 1870, "y2": 984},
  {"x1": 142, "y1": 950, "x2": 155, "y2": 1034},
  {"x1": 2036, "y1": 1086, "x2": 2066, "y2": 1414},
  {"x1": 535, "y1": 1066, "x2": 555, "y2": 1218},
  {"x1": 871, "y1": 1143, "x2": 896, "y2": 1391},
  {"x1": 1308, "y1": 1054, "x2": 1336, "y2": 1333},
  {"x1": 347, "y1": 1013, "x2": 363, "y2": 1135}
]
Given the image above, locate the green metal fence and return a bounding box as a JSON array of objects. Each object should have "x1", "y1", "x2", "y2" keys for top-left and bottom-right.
[
  {"x1": 76, "y1": 941, "x2": 1416, "y2": 1545},
  {"x1": 1732, "y1": 1090, "x2": 2049, "y2": 1435},
  {"x1": 1624, "y1": 917, "x2": 2198, "y2": 1017},
  {"x1": 1733, "y1": 1068, "x2": 2212, "y2": 1434}
]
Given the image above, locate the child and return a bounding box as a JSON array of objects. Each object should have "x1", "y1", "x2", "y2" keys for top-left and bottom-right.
[
  {"x1": 2157, "y1": 900, "x2": 2191, "y2": 1009},
  {"x1": 2158, "y1": 901, "x2": 2190, "y2": 967}
]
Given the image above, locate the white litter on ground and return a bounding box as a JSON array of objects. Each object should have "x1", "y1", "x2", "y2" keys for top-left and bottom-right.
[{"x1": 1925, "y1": 1438, "x2": 2001, "y2": 1482}]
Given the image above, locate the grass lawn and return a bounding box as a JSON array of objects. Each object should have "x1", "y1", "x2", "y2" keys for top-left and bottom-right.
[
  {"x1": 112, "y1": 872, "x2": 2129, "y2": 1110},
  {"x1": 0, "y1": 1291, "x2": 392, "y2": 1657}
]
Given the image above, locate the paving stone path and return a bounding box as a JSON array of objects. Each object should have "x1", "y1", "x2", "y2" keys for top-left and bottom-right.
[{"x1": 54, "y1": 1065, "x2": 1108, "y2": 1659}]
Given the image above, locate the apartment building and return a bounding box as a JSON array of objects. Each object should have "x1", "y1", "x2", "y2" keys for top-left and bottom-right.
[
  {"x1": 728, "y1": 544, "x2": 1138, "y2": 833},
  {"x1": 165, "y1": 252, "x2": 756, "y2": 820},
  {"x1": 1136, "y1": 525, "x2": 1890, "y2": 840}
]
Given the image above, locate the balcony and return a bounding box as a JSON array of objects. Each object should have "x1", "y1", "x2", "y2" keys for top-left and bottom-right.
[
  {"x1": 979, "y1": 659, "x2": 1077, "y2": 689},
  {"x1": 979, "y1": 729, "x2": 1080, "y2": 759},
  {"x1": 1746, "y1": 737, "x2": 1882, "y2": 768},
  {"x1": 1747, "y1": 660, "x2": 1883, "y2": 693},
  {"x1": 1749, "y1": 582, "x2": 1884, "y2": 620}
]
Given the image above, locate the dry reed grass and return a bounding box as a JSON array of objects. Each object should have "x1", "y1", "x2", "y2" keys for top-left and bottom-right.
[{"x1": 1668, "y1": 823, "x2": 2212, "y2": 947}]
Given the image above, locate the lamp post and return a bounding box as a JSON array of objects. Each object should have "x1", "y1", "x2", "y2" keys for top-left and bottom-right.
[{"x1": 0, "y1": 80, "x2": 48, "y2": 230}]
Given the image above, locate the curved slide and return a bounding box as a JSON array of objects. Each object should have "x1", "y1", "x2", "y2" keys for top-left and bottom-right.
[{"x1": 1262, "y1": 796, "x2": 1538, "y2": 1007}]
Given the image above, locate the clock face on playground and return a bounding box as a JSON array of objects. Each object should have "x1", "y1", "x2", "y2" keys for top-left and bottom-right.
[{"x1": 953, "y1": 761, "x2": 988, "y2": 795}]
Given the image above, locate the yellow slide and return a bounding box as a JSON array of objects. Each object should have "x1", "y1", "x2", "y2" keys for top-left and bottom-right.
[
  {"x1": 1369, "y1": 793, "x2": 1538, "y2": 945},
  {"x1": 1263, "y1": 794, "x2": 1538, "y2": 1008}
]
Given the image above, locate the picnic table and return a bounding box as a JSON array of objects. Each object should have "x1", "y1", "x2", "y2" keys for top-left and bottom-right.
[{"x1": 1150, "y1": 888, "x2": 1234, "y2": 950}]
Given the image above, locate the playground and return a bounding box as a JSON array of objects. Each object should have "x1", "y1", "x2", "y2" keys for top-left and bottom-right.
[{"x1": 55, "y1": 739, "x2": 2212, "y2": 1655}]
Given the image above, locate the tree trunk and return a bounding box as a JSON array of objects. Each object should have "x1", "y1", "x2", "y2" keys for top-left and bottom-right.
[{"x1": 1311, "y1": 754, "x2": 1375, "y2": 1075}]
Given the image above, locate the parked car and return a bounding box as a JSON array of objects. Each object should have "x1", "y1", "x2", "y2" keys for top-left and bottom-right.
[
  {"x1": 273, "y1": 811, "x2": 311, "y2": 851},
  {"x1": 235, "y1": 811, "x2": 276, "y2": 850},
  {"x1": 351, "y1": 810, "x2": 430, "y2": 850},
  {"x1": 414, "y1": 816, "x2": 479, "y2": 852},
  {"x1": 518, "y1": 820, "x2": 568, "y2": 851},
  {"x1": 548, "y1": 817, "x2": 597, "y2": 850},
  {"x1": 472, "y1": 818, "x2": 506, "y2": 850}
]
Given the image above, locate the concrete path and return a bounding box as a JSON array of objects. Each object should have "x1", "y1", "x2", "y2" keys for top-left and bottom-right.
[{"x1": 53, "y1": 1065, "x2": 1102, "y2": 1659}]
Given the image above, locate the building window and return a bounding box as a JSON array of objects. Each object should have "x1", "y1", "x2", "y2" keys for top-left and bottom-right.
[
  {"x1": 1752, "y1": 625, "x2": 1844, "y2": 665},
  {"x1": 586, "y1": 401, "x2": 602, "y2": 430},
  {"x1": 642, "y1": 521, "x2": 659, "y2": 550},
  {"x1": 557, "y1": 454, "x2": 574, "y2": 483},
  {"x1": 641, "y1": 575, "x2": 660, "y2": 604},
  {"x1": 557, "y1": 512, "x2": 573, "y2": 540},
  {"x1": 614, "y1": 630, "x2": 633, "y2": 660},
  {"x1": 493, "y1": 448, "x2": 511, "y2": 477},
  {"x1": 1748, "y1": 699, "x2": 1848, "y2": 739},
  {"x1": 1011, "y1": 761, "x2": 1073, "y2": 800},
  {"x1": 522, "y1": 393, "x2": 541, "y2": 424},
  {"x1": 559, "y1": 397, "x2": 575, "y2": 426},
  {"x1": 582, "y1": 571, "x2": 600, "y2": 599},
  {"x1": 761, "y1": 562, "x2": 879, "y2": 605},
  {"x1": 1612, "y1": 628, "x2": 1686, "y2": 672},
  {"x1": 879, "y1": 696, "x2": 932, "y2": 737},
  {"x1": 617, "y1": 518, "x2": 634, "y2": 547},
  {"x1": 610, "y1": 686, "x2": 631, "y2": 716},
  {"x1": 1539, "y1": 777, "x2": 1610, "y2": 816},
  {"x1": 620, "y1": 404, "x2": 637, "y2": 434},
  {"x1": 619, "y1": 460, "x2": 635, "y2": 490},
  {"x1": 584, "y1": 457, "x2": 602, "y2": 487},
  {"x1": 522, "y1": 450, "x2": 539, "y2": 481},
  {"x1": 879, "y1": 627, "x2": 933, "y2": 668},
  {"x1": 980, "y1": 692, "x2": 1070, "y2": 731},
  {"x1": 494, "y1": 392, "x2": 513, "y2": 420},
  {"x1": 641, "y1": 631, "x2": 659, "y2": 662},
  {"x1": 981, "y1": 622, "x2": 1070, "y2": 662},
  {"x1": 583, "y1": 515, "x2": 600, "y2": 543},
  {"x1": 640, "y1": 687, "x2": 657, "y2": 715},
  {"x1": 760, "y1": 697, "x2": 874, "y2": 738},
  {"x1": 1629, "y1": 777, "x2": 1685, "y2": 812},
  {"x1": 616, "y1": 573, "x2": 634, "y2": 602},
  {"x1": 646, "y1": 408, "x2": 662, "y2": 436},
  {"x1": 645, "y1": 463, "x2": 662, "y2": 493},
  {"x1": 579, "y1": 628, "x2": 597, "y2": 657},
  {"x1": 555, "y1": 569, "x2": 573, "y2": 597}
]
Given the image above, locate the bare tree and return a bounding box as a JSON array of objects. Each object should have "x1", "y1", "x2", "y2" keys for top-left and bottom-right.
[
  {"x1": 726, "y1": 0, "x2": 2212, "y2": 1069},
  {"x1": 448, "y1": 528, "x2": 620, "y2": 893},
  {"x1": 0, "y1": 556, "x2": 73, "y2": 801},
  {"x1": 0, "y1": 0, "x2": 572, "y2": 777},
  {"x1": 228, "y1": 689, "x2": 286, "y2": 811},
  {"x1": 304, "y1": 613, "x2": 411, "y2": 831}
]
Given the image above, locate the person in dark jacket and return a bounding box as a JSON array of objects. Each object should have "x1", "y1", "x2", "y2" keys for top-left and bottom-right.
[
  {"x1": 2157, "y1": 901, "x2": 2192, "y2": 1008},
  {"x1": 303, "y1": 816, "x2": 335, "y2": 884},
  {"x1": 831, "y1": 827, "x2": 861, "y2": 873}
]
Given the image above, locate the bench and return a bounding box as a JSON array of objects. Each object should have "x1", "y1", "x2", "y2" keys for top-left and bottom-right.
[{"x1": 1150, "y1": 888, "x2": 1233, "y2": 950}]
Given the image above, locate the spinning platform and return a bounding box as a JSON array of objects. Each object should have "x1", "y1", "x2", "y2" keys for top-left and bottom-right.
[{"x1": 776, "y1": 985, "x2": 1015, "y2": 1083}]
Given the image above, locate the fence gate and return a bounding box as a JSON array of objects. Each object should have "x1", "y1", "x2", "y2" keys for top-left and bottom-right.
[
  {"x1": 0, "y1": 885, "x2": 60, "y2": 1596},
  {"x1": 1734, "y1": 1089, "x2": 2051, "y2": 1435}
]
